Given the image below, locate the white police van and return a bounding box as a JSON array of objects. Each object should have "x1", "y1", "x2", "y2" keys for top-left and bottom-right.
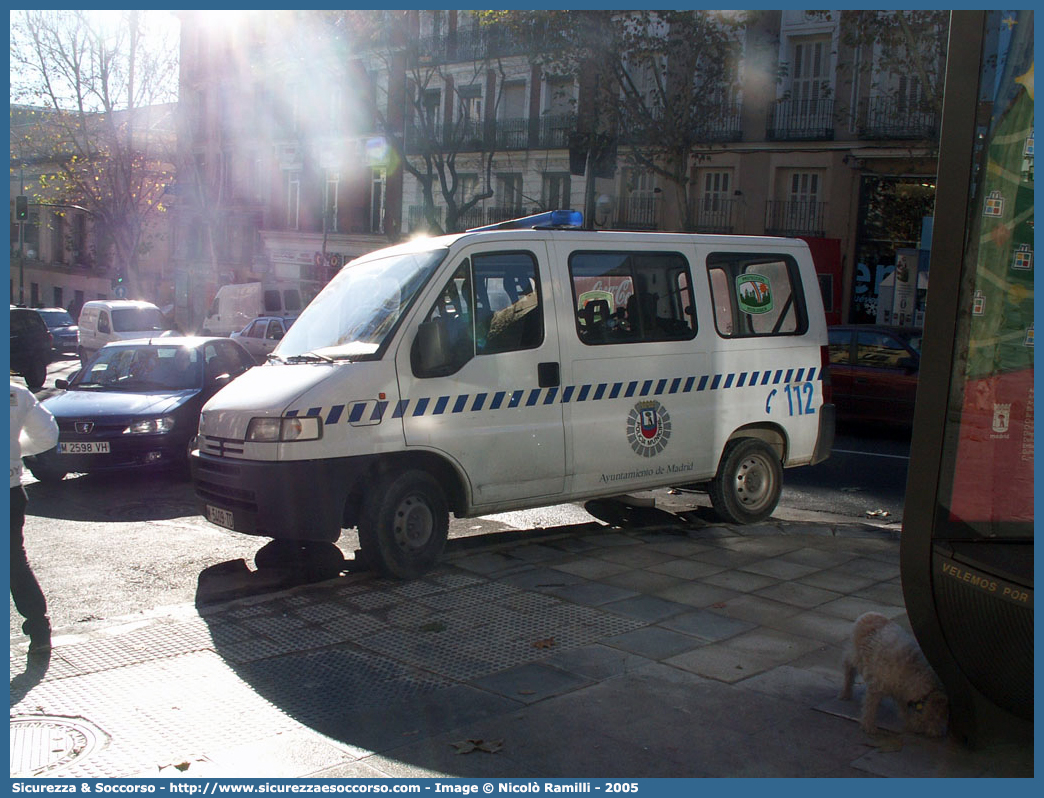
[{"x1": 191, "y1": 211, "x2": 834, "y2": 578}]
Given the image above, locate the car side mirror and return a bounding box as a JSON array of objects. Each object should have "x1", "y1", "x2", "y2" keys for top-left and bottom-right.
[
  {"x1": 55, "y1": 378, "x2": 69, "y2": 390},
  {"x1": 412, "y1": 317, "x2": 469, "y2": 377},
  {"x1": 899, "y1": 357, "x2": 918, "y2": 374}
]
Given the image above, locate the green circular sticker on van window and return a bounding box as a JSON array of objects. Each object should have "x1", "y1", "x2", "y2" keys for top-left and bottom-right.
[{"x1": 736, "y1": 274, "x2": 773, "y2": 314}]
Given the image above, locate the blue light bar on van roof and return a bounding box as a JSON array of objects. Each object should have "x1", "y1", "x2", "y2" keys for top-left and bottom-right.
[{"x1": 467, "y1": 209, "x2": 583, "y2": 231}]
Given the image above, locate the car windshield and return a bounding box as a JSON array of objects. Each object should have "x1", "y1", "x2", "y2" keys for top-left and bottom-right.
[
  {"x1": 275, "y1": 247, "x2": 446, "y2": 360},
  {"x1": 38, "y1": 309, "x2": 75, "y2": 327},
  {"x1": 111, "y1": 307, "x2": 166, "y2": 332},
  {"x1": 73, "y1": 345, "x2": 202, "y2": 391}
]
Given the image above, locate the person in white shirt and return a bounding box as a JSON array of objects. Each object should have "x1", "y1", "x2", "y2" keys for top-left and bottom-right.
[{"x1": 10, "y1": 381, "x2": 59, "y2": 655}]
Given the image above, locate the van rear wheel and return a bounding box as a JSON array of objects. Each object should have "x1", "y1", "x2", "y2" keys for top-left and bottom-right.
[
  {"x1": 358, "y1": 469, "x2": 449, "y2": 579},
  {"x1": 709, "y1": 438, "x2": 782, "y2": 524}
]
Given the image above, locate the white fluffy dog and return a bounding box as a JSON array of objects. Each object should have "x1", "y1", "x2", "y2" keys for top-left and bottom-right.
[{"x1": 840, "y1": 611, "x2": 949, "y2": 737}]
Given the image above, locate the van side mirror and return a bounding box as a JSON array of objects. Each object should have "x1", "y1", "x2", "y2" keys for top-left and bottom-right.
[{"x1": 412, "y1": 317, "x2": 469, "y2": 377}]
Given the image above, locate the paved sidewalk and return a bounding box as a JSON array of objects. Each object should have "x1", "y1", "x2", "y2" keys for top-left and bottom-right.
[{"x1": 10, "y1": 508, "x2": 1033, "y2": 779}]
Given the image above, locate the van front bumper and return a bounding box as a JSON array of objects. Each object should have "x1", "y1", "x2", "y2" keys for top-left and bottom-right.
[{"x1": 190, "y1": 451, "x2": 353, "y2": 542}]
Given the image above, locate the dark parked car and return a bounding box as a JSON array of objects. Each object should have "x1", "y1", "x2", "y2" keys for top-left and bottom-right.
[
  {"x1": 23, "y1": 336, "x2": 255, "y2": 483},
  {"x1": 35, "y1": 307, "x2": 79, "y2": 355},
  {"x1": 10, "y1": 305, "x2": 53, "y2": 391},
  {"x1": 827, "y1": 324, "x2": 921, "y2": 428}
]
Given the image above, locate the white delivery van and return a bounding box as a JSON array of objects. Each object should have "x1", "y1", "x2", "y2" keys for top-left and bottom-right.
[
  {"x1": 191, "y1": 211, "x2": 834, "y2": 578},
  {"x1": 201, "y1": 282, "x2": 304, "y2": 336},
  {"x1": 77, "y1": 299, "x2": 168, "y2": 364}
]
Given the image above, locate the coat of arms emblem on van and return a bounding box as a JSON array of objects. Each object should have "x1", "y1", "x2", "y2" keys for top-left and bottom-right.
[{"x1": 627, "y1": 400, "x2": 671, "y2": 457}]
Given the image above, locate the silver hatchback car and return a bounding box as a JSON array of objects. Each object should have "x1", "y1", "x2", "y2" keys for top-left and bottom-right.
[{"x1": 229, "y1": 315, "x2": 296, "y2": 363}]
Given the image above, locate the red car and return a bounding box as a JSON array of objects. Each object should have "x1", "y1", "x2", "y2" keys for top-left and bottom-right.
[{"x1": 827, "y1": 324, "x2": 921, "y2": 428}]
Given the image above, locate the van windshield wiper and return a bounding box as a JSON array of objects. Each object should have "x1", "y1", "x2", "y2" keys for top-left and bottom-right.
[{"x1": 283, "y1": 351, "x2": 334, "y2": 363}]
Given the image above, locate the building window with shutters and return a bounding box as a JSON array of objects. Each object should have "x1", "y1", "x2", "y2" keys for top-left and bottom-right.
[
  {"x1": 286, "y1": 170, "x2": 301, "y2": 231},
  {"x1": 370, "y1": 169, "x2": 386, "y2": 234},
  {"x1": 697, "y1": 170, "x2": 734, "y2": 233},
  {"x1": 766, "y1": 170, "x2": 825, "y2": 236},
  {"x1": 771, "y1": 34, "x2": 834, "y2": 139},
  {"x1": 325, "y1": 171, "x2": 340, "y2": 233},
  {"x1": 542, "y1": 173, "x2": 571, "y2": 211},
  {"x1": 496, "y1": 174, "x2": 524, "y2": 219}
]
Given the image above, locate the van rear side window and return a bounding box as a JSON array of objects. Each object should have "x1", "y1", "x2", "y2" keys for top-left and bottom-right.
[
  {"x1": 569, "y1": 251, "x2": 696, "y2": 345},
  {"x1": 708, "y1": 252, "x2": 807, "y2": 338}
]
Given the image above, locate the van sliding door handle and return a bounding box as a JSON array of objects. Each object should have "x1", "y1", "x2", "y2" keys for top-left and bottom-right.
[{"x1": 538, "y1": 362, "x2": 560, "y2": 388}]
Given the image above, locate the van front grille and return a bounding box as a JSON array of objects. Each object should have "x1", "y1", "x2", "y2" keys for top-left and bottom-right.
[{"x1": 199, "y1": 435, "x2": 245, "y2": 459}]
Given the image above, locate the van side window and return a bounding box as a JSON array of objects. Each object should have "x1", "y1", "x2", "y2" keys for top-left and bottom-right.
[
  {"x1": 412, "y1": 251, "x2": 542, "y2": 378},
  {"x1": 473, "y1": 252, "x2": 542, "y2": 354},
  {"x1": 707, "y1": 252, "x2": 807, "y2": 338},
  {"x1": 569, "y1": 251, "x2": 696, "y2": 345},
  {"x1": 98, "y1": 312, "x2": 110, "y2": 334}
]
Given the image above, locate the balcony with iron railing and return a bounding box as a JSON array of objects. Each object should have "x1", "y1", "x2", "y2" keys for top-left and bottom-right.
[
  {"x1": 407, "y1": 204, "x2": 443, "y2": 232},
  {"x1": 699, "y1": 103, "x2": 743, "y2": 143},
  {"x1": 764, "y1": 200, "x2": 826, "y2": 237},
  {"x1": 767, "y1": 99, "x2": 835, "y2": 141},
  {"x1": 613, "y1": 195, "x2": 659, "y2": 231},
  {"x1": 537, "y1": 113, "x2": 576, "y2": 148},
  {"x1": 494, "y1": 117, "x2": 529, "y2": 150},
  {"x1": 413, "y1": 25, "x2": 527, "y2": 66},
  {"x1": 692, "y1": 198, "x2": 738, "y2": 234},
  {"x1": 405, "y1": 114, "x2": 568, "y2": 154},
  {"x1": 618, "y1": 103, "x2": 743, "y2": 146},
  {"x1": 406, "y1": 204, "x2": 527, "y2": 234},
  {"x1": 859, "y1": 96, "x2": 940, "y2": 140},
  {"x1": 404, "y1": 119, "x2": 485, "y2": 153}
]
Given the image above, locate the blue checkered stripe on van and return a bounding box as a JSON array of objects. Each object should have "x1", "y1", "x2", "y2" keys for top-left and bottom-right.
[{"x1": 286, "y1": 366, "x2": 822, "y2": 426}]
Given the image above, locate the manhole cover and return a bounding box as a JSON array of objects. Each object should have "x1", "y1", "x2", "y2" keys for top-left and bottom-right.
[{"x1": 10, "y1": 715, "x2": 107, "y2": 777}]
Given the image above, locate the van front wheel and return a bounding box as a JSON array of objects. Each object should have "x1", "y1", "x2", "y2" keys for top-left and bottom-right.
[
  {"x1": 709, "y1": 438, "x2": 782, "y2": 525},
  {"x1": 358, "y1": 469, "x2": 449, "y2": 579}
]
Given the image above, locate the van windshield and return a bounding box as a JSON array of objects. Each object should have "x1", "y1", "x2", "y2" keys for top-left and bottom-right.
[
  {"x1": 111, "y1": 307, "x2": 166, "y2": 332},
  {"x1": 275, "y1": 248, "x2": 446, "y2": 360}
]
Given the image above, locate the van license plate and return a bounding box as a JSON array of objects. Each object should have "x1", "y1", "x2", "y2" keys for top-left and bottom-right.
[
  {"x1": 206, "y1": 505, "x2": 235, "y2": 530},
  {"x1": 59, "y1": 441, "x2": 110, "y2": 454}
]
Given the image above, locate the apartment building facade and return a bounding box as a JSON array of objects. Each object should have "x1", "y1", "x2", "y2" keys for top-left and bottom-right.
[
  {"x1": 172, "y1": 9, "x2": 944, "y2": 329},
  {"x1": 394, "y1": 9, "x2": 943, "y2": 325},
  {"x1": 171, "y1": 11, "x2": 400, "y2": 329},
  {"x1": 9, "y1": 104, "x2": 176, "y2": 316}
]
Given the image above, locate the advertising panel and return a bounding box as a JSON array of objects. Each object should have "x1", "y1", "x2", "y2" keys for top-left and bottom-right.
[{"x1": 943, "y1": 13, "x2": 1034, "y2": 530}]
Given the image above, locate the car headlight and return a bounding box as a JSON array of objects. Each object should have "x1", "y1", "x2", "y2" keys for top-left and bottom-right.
[
  {"x1": 124, "y1": 416, "x2": 176, "y2": 435},
  {"x1": 245, "y1": 416, "x2": 322, "y2": 442}
]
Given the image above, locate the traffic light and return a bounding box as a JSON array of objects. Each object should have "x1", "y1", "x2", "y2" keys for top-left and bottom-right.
[{"x1": 15, "y1": 195, "x2": 28, "y2": 221}]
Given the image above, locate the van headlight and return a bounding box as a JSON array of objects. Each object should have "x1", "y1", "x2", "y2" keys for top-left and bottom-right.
[
  {"x1": 246, "y1": 416, "x2": 323, "y2": 442},
  {"x1": 124, "y1": 416, "x2": 175, "y2": 434}
]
